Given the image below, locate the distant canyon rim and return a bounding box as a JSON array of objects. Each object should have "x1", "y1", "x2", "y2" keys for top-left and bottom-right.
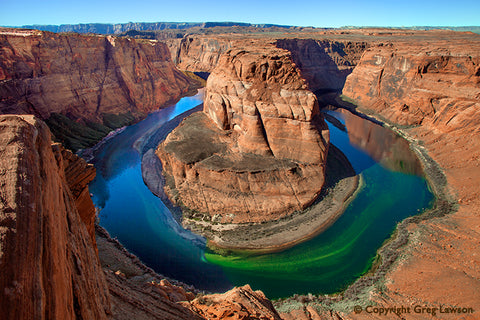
[{"x1": 0, "y1": 25, "x2": 479, "y2": 319}]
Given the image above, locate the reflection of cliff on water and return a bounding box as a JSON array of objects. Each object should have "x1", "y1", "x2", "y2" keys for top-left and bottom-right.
[{"x1": 330, "y1": 109, "x2": 424, "y2": 176}]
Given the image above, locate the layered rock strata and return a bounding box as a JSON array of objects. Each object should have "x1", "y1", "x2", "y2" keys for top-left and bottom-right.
[
  {"x1": 157, "y1": 46, "x2": 329, "y2": 223},
  {"x1": 0, "y1": 28, "x2": 196, "y2": 149},
  {"x1": 342, "y1": 39, "x2": 480, "y2": 129},
  {"x1": 169, "y1": 35, "x2": 235, "y2": 71},
  {"x1": 0, "y1": 115, "x2": 110, "y2": 320},
  {"x1": 169, "y1": 35, "x2": 369, "y2": 95},
  {"x1": 275, "y1": 38, "x2": 368, "y2": 94}
]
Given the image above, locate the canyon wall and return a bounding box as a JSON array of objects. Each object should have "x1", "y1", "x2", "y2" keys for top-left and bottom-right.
[
  {"x1": 342, "y1": 40, "x2": 480, "y2": 130},
  {"x1": 275, "y1": 38, "x2": 368, "y2": 94},
  {"x1": 169, "y1": 35, "x2": 369, "y2": 96},
  {"x1": 0, "y1": 28, "x2": 196, "y2": 150},
  {"x1": 0, "y1": 115, "x2": 110, "y2": 320},
  {"x1": 158, "y1": 45, "x2": 329, "y2": 223},
  {"x1": 169, "y1": 35, "x2": 236, "y2": 71}
]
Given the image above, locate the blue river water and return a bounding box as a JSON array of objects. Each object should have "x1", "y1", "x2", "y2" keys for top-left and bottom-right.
[{"x1": 89, "y1": 91, "x2": 434, "y2": 297}]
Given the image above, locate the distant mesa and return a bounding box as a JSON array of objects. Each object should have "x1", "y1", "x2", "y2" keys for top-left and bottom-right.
[{"x1": 16, "y1": 22, "x2": 299, "y2": 35}]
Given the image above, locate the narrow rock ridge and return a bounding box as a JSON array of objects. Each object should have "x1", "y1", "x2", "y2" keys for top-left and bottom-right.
[
  {"x1": 157, "y1": 45, "x2": 329, "y2": 224},
  {"x1": 53, "y1": 143, "x2": 97, "y2": 245}
]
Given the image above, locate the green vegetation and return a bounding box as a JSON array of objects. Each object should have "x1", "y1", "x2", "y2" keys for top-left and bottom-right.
[
  {"x1": 46, "y1": 112, "x2": 140, "y2": 152},
  {"x1": 181, "y1": 70, "x2": 207, "y2": 87}
]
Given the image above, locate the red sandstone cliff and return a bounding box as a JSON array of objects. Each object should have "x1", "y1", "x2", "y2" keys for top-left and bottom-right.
[
  {"x1": 157, "y1": 45, "x2": 329, "y2": 223},
  {"x1": 168, "y1": 35, "x2": 369, "y2": 96},
  {"x1": 0, "y1": 114, "x2": 110, "y2": 319},
  {"x1": 0, "y1": 28, "x2": 197, "y2": 149},
  {"x1": 275, "y1": 38, "x2": 368, "y2": 93},
  {"x1": 342, "y1": 39, "x2": 480, "y2": 130},
  {"x1": 168, "y1": 35, "x2": 235, "y2": 72}
]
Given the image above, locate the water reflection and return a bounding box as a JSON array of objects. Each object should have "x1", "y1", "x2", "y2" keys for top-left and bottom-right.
[{"x1": 325, "y1": 109, "x2": 424, "y2": 176}]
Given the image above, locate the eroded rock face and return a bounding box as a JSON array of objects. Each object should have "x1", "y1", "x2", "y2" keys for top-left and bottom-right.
[
  {"x1": 158, "y1": 46, "x2": 329, "y2": 223},
  {"x1": 276, "y1": 38, "x2": 368, "y2": 93},
  {"x1": 170, "y1": 35, "x2": 235, "y2": 71},
  {"x1": 53, "y1": 143, "x2": 97, "y2": 245},
  {"x1": 0, "y1": 115, "x2": 110, "y2": 320},
  {"x1": 0, "y1": 28, "x2": 197, "y2": 149},
  {"x1": 0, "y1": 29, "x2": 194, "y2": 121},
  {"x1": 342, "y1": 40, "x2": 480, "y2": 129}
]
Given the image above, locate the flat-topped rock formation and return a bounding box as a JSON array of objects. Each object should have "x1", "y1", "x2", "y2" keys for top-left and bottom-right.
[{"x1": 157, "y1": 45, "x2": 329, "y2": 224}]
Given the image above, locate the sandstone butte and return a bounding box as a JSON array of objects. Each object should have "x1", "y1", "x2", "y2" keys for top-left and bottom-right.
[
  {"x1": 157, "y1": 45, "x2": 330, "y2": 224},
  {"x1": 1, "y1": 26, "x2": 480, "y2": 320}
]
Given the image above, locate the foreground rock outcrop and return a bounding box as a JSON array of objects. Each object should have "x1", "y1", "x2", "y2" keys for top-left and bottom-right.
[
  {"x1": 0, "y1": 28, "x2": 197, "y2": 150},
  {"x1": 0, "y1": 115, "x2": 110, "y2": 319},
  {"x1": 158, "y1": 45, "x2": 329, "y2": 224},
  {"x1": 182, "y1": 285, "x2": 282, "y2": 320}
]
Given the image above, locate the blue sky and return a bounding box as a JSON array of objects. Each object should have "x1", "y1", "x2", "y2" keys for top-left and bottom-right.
[{"x1": 1, "y1": 0, "x2": 478, "y2": 28}]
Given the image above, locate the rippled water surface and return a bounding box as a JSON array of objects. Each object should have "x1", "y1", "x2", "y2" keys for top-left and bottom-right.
[{"x1": 89, "y1": 93, "x2": 434, "y2": 298}]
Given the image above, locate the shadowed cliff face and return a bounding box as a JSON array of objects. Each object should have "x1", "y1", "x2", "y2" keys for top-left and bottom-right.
[
  {"x1": 0, "y1": 29, "x2": 197, "y2": 150},
  {"x1": 169, "y1": 35, "x2": 369, "y2": 97},
  {"x1": 0, "y1": 115, "x2": 110, "y2": 320},
  {"x1": 158, "y1": 46, "x2": 329, "y2": 223},
  {"x1": 275, "y1": 38, "x2": 368, "y2": 94}
]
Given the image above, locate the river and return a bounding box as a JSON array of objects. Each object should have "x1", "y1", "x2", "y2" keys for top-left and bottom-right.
[{"x1": 89, "y1": 90, "x2": 434, "y2": 298}]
